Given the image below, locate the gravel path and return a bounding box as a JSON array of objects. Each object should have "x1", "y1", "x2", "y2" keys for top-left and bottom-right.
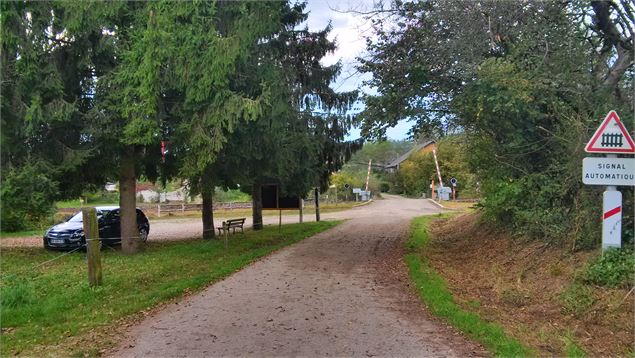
[{"x1": 110, "y1": 195, "x2": 486, "y2": 357}]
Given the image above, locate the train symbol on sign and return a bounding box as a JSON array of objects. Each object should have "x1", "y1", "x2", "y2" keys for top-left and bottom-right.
[{"x1": 600, "y1": 133, "x2": 623, "y2": 147}]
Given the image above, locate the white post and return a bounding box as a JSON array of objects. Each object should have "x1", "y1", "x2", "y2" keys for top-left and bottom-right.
[
  {"x1": 603, "y1": 154, "x2": 622, "y2": 250},
  {"x1": 365, "y1": 160, "x2": 372, "y2": 192}
]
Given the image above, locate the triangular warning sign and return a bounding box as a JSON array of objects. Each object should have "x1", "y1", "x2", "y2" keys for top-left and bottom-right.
[{"x1": 585, "y1": 111, "x2": 635, "y2": 153}]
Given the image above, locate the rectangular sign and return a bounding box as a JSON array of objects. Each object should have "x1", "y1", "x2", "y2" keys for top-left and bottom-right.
[
  {"x1": 352, "y1": 188, "x2": 362, "y2": 194},
  {"x1": 582, "y1": 157, "x2": 635, "y2": 186}
]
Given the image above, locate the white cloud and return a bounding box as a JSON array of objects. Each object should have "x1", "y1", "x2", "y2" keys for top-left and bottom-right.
[
  {"x1": 304, "y1": 0, "x2": 411, "y2": 140},
  {"x1": 304, "y1": 0, "x2": 376, "y2": 93}
]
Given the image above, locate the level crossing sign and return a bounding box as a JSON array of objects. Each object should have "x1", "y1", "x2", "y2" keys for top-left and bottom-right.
[
  {"x1": 582, "y1": 110, "x2": 635, "y2": 251},
  {"x1": 585, "y1": 110, "x2": 635, "y2": 153}
]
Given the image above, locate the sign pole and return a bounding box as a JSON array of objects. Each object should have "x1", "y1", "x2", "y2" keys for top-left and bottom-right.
[{"x1": 602, "y1": 154, "x2": 622, "y2": 250}]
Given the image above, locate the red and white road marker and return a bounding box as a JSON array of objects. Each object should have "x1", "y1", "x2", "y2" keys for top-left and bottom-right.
[{"x1": 602, "y1": 191, "x2": 622, "y2": 249}]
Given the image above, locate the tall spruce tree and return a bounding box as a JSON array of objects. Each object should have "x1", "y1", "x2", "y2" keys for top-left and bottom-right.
[
  {"x1": 93, "y1": 1, "x2": 283, "y2": 252},
  {"x1": 218, "y1": 2, "x2": 360, "y2": 230},
  {"x1": 0, "y1": 2, "x2": 115, "y2": 230}
]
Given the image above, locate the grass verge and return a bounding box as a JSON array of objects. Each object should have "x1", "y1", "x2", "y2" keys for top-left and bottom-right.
[
  {"x1": 404, "y1": 215, "x2": 531, "y2": 357},
  {"x1": 433, "y1": 200, "x2": 478, "y2": 211},
  {"x1": 0, "y1": 230, "x2": 42, "y2": 239},
  {"x1": 0, "y1": 221, "x2": 339, "y2": 356}
]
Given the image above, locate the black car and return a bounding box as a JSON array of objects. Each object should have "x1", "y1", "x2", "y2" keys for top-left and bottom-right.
[{"x1": 43, "y1": 206, "x2": 150, "y2": 250}]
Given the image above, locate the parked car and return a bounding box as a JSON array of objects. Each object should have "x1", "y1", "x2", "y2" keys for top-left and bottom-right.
[{"x1": 43, "y1": 206, "x2": 150, "y2": 250}]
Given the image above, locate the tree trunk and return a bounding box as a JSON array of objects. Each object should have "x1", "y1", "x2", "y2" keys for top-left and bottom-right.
[
  {"x1": 252, "y1": 182, "x2": 263, "y2": 230},
  {"x1": 201, "y1": 174, "x2": 215, "y2": 240},
  {"x1": 603, "y1": 44, "x2": 633, "y2": 88},
  {"x1": 590, "y1": 1, "x2": 634, "y2": 90},
  {"x1": 120, "y1": 146, "x2": 141, "y2": 254},
  {"x1": 314, "y1": 187, "x2": 320, "y2": 222}
]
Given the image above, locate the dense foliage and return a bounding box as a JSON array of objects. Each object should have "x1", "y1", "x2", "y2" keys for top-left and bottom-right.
[
  {"x1": 1, "y1": 2, "x2": 111, "y2": 230},
  {"x1": 0, "y1": 2, "x2": 360, "y2": 240},
  {"x1": 357, "y1": 0, "x2": 634, "y2": 248},
  {"x1": 0, "y1": 163, "x2": 57, "y2": 231}
]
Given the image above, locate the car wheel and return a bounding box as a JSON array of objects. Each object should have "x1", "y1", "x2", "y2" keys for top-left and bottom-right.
[{"x1": 139, "y1": 227, "x2": 149, "y2": 243}]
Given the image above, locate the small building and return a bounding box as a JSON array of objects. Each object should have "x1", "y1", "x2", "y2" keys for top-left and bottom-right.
[
  {"x1": 104, "y1": 182, "x2": 117, "y2": 192},
  {"x1": 383, "y1": 139, "x2": 436, "y2": 173}
]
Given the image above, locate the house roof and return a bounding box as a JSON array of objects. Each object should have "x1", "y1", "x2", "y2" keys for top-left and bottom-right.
[{"x1": 385, "y1": 140, "x2": 436, "y2": 168}]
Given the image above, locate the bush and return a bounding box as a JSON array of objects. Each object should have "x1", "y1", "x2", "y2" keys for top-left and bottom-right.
[
  {"x1": 0, "y1": 163, "x2": 58, "y2": 231},
  {"x1": 582, "y1": 248, "x2": 635, "y2": 288},
  {"x1": 379, "y1": 182, "x2": 390, "y2": 192}
]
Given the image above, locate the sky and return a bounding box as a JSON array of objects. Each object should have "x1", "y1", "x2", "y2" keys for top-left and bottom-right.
[{"x1": 303, "y1": 0, "x2": 412, "y2": 141}]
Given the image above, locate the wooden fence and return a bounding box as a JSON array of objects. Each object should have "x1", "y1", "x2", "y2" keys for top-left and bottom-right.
[
  {"x1": 58, "y1": 202, "x2": 253, "y2": 217},
  {"x1": 150, "y1": 202, "x2": 252, "y2": 217}
]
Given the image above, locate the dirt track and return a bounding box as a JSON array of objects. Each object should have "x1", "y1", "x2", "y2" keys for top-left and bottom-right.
[
  {"x1": 110, "y1": 195, "x2": 486, "y2": 357},
  {"x1": 0, "y1": 203, "x2": 361, "y2": 247}
]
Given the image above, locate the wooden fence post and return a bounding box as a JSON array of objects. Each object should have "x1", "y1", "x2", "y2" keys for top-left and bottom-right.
[
  {"x1": 157, "y1": 204, "x2": 161, "y2": 217},
  {"x1": 82, "y1": 208, "x2": 102, "y2": 287}
]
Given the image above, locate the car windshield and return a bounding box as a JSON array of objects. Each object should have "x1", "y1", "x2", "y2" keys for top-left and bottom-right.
[{"x1": 67, "y1": 209, "x2": 110, "y2": 222}]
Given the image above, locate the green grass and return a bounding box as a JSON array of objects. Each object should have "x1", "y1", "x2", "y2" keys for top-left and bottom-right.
[
  {"x1": 56, "y1": 199, "x2": 119, "y2": 209},
  {"x1": 405, "y1": 215, "x2": 531, "y2": 357},
  {"x1": 562, "y1": 330, "x2": 586, "y2": 358},
  {"x1": 0, "y1": 229, "x2": 43, "y2": 239},
  {"x1": 213, "y1": 188, "x2": 251, "y2": 202},
  {"x1": 0, "y1": 221, "x2": 339, "y2": 356}
]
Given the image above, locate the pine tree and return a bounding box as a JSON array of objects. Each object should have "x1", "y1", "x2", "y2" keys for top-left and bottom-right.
[
  {"x1": 91, "y1": 1, "x2": 285, "y2": 252},
  {"x1": 218, "y1": 2, "x2": 361, "y2": 230},
  {"x1": 0, "y1": 2, "x2": 113, "y2": 230}
]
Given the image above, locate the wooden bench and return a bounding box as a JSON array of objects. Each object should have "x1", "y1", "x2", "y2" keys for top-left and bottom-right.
[{"x1": 217, "y1": 218, "x2": 246, "y2": 236}]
